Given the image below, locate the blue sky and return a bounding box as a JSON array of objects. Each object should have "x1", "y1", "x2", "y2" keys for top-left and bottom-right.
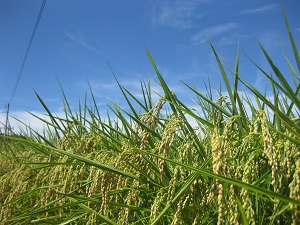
[{"x1": 0, "y1": 0, "x2": 299, "y2": 132}]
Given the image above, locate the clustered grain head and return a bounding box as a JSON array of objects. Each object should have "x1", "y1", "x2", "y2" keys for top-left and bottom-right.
[{"x1": 1, "y1": 98, "x2": 300, "y2": 224}]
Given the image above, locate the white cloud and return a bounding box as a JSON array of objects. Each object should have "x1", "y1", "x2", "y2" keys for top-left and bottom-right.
[
  {"x1": 65, "y1": 26, "x2": 105, "y2": 56},
  {"x1": 151, "y1": 0, "x2": 210, "y2": 29},
  {"x1": 257, "y1": 31, "x2": 280, "y2": 48},
  {"x1": 0, "y1": 110, "x2": 64, "y2": 135},
  {"x1": 239, "y1": 4, "x2": 278, "y2": 14},
  {"x1": 191, "y1": 23, "x2": 239, "y2": 45}
]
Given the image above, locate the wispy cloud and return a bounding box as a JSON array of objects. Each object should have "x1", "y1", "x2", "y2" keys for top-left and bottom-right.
[
  {"x1": 150, "y1": 0, "x2": 210, "y2": 29},
  {"x1": 239, "y1": 4, "x2": 278, "y2": 14},
  {"x1": 191, "y1": 23, "x2": 239, "y2": 45},
  {"x1": 65, "y1": 27, "x2": 105, "y2": 56},
  {"x1": 257, "y1": 31, "x2": 280, "y2": 49}
]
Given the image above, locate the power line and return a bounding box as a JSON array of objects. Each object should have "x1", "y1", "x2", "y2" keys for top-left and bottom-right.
[
  {"x1": 9, "y1": 0, "x2": 47, "y2": 104},
  {"x1": 4, "y1": 0, "x2": 46, "y2": 136}
]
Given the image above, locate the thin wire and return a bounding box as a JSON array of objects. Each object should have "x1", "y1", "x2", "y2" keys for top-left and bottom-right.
[{"x1": 9, "y1": 0, "x2": 46, "y2": 104}]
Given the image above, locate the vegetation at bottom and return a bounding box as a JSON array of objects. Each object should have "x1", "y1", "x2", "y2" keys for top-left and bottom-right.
[{"x1": 1, "y1": 6, "x2": 300, "y2": 225}]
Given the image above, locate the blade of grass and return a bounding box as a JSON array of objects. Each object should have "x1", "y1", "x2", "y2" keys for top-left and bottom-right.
[
  {"x1": 281, "y1": 4, "x2": 300, "y2": 74},
  {"x1": 259, "y1": 43, "x2": 300, "y2": 111},
  {"x1": 236, "y1": 196, "x2": 250, "y2": 225},
  {"x1": 68, "y1": 197, "x2": 118, "y2": 225},
  {"x1": 238, "y1": 77, "x2": 300, "y2": 136},
  {"x1": 209, "y1": 40, "x2": 245, "y2": 137}
]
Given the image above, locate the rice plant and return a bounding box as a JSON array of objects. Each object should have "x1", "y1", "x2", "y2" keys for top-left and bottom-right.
[{"x1": 1, "y1": 6, "x2": 299, "y2": 225}]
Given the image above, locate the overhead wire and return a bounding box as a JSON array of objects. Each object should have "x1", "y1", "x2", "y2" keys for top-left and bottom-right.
[
  {"x1": 8, "y1": 0, "x2": 47, "y2": 104},
  {"x1": 4, "y1": 0, "x2": 46, "y2": 135}
]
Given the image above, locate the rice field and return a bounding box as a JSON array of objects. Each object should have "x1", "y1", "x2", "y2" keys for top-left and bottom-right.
[{"x1": 1, "y1": 7, "x2": 300, "y2": 225}]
